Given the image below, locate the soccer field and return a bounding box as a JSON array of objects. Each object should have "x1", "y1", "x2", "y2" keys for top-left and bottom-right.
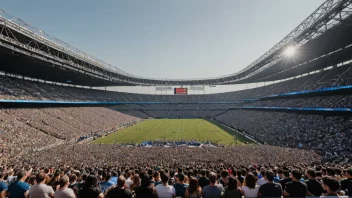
[{"x1": 93, "y1": 119, "x2": 250, "y2": 145}]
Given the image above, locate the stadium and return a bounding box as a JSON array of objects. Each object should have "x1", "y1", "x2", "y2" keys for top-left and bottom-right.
[{"x1": 0, "y1": 0, "x2": 352, "y2": 197}]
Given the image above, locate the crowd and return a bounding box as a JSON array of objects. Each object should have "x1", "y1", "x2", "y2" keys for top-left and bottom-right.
[
  {"x1": 215, "y1": 110, "x2": 352, "y2": 163},
  {"x1": 0, "y1": 153, "x2": 351, "y2": 198},
  {"x1": 0, "y1": 107, "x2": 140, "y2": 161},
  {"x1": 1, "y1": 63, "x2": 352, "y2": 103}
]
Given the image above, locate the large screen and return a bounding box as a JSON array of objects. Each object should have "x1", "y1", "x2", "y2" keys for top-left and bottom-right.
[{"x1": 174, "y1": 88, "x2": 188, "y2": 95}]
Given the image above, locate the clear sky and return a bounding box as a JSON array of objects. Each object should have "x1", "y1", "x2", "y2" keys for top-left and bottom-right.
[{"x1": 2, "y1": 0, "x2": 325, "y2": 81}]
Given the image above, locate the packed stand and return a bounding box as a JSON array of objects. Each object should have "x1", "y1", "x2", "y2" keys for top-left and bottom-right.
[
  {"x1": 0, "y1": 154, "x2": 351, "y2": 198},
  {"x1": 0, "y1": 107, "x2": 140, "y2": 162},
  {"x1": 1, "y1": 64, "x2": 352, "y2": 103},
  {"x1": 215, "y1": 110, "x2": 352, "y2": 163}
]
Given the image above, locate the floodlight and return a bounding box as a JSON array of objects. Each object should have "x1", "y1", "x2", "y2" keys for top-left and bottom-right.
[{"x1": 284, "y1": 46, "x2": 296, "y2": 57}]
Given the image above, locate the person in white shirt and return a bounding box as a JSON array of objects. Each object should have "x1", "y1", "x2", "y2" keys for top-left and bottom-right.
[
  {"x1": 155, "y1": 174, "x2": 176, "y2": 198},
  {"x1": 241, "y1": 173, "x2": 260, "y2": 198},
  {"x1": 125, "y1": 170, "x2": 133, "y2": 188},
  {"x1": 29, "y1": 172, "x2": 54, "y2": 198}
]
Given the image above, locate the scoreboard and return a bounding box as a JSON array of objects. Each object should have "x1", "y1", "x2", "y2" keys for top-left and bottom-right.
[{"x1": 174, "y1": 88, "x2": 188, "y2": 95}]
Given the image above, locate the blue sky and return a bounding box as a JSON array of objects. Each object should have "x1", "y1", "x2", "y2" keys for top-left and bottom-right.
[{"x1": 2, "y1": 0, "x2": 324, "y2": 80}]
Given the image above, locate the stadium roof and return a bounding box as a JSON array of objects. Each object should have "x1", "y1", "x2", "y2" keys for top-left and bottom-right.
[{"x1": 0, "y1": 0, "x2": 352, "y2": 86}]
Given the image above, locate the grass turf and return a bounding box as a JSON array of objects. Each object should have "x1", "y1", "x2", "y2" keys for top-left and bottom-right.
[{"x1": 93, "y1": 119, "x2": 249, "y2": 145}]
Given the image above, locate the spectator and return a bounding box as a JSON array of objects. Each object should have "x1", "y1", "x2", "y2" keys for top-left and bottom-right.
[
  {"x1": 280, "y1": 170, "x2": 292, "y2": 191},
  {"x1": 236, "y1": 170, "x2": 244, "y2": 186},
  {"x1": 173, "y1": 173, "x2": 188, "y2": 198},
  {"x1": 125, "y1": 171, "x2": 133, "y2": 189},
  {"x1": 53, "y1": 175, "x2": 75, "y2": 198},
  {"x1": 0, "y1": 172, "x2": 8, "y2": 198},
  {"x1": 241, "y1": 173, "x2": 260, "y2": 198},
  {"x1": 223, "y1": 176, "x2": 241, "y2": 198},
  {"x1": 105, "y1": 176, "x2": 133, "y2": 198},
  {"x1": 219, "y1": 170, "x2": 229, "y2": 187},
  {"x1": 153, "y1": 172, "x2": 162, "y2": 187},
  {"x1": 7, "y1": 170, "x2": 30, "y2": 198},
  {"x1": 99, "y1": 173, "x2": 114, "y2": 194},
  {"x1": 322, "y1": 177, "x2": 340, "y2": 197},
  {"x1": 110, "y1": 171, "x2": 118, "y2": 186},
  {"x1": 257, "y1": 170, "x2": 267, "y2": 186},
  {"x1": 155, "y1": 174, "x2": 175, "y2": 198},
  {"x1": 78, "y1": 175, "x2": 103, "y2": 198},
  {"x1": 283, "y1": 170, "x2": 307, "y2": 197},
  {"x1": 340, "y1": 168, "x2": 352, "y2": 197},
  {"x1": 185, "y1": 177, "x2": 201, "y2": 198},
  {"x1": 68, "y1": 175, "x2": 79, "y2": 196},
  {"x1": 49, "y1": 172, "x2": 60, "y2": 192},
  {"x1": 134, "y1": 174, "x2": 155, "y2": 198},
  {"x1": 201, "y1": 172, "x2": 222, "y2": 198},
  {"x1": 305, "y1": 169, "x2": 323, "y2": 197},
  {"x1": 197, "y1": 170, "x2": 209, "y2": 188},
  {"x1": 130, "y1": 174, "x2": 140, "y2": 192},
  {"x1": 28, "y1": 172, "x2": 54, "y2": 198},
  {"x1": 258, "y1": 170, "x2": 282, "y2": 198}
]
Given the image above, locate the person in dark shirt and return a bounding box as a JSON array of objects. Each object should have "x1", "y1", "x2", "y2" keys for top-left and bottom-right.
[
  {"x1": 340, "y1": 168, "x2": 352, "y2": 197},
  {"x1": 78, "y1": 175, "x2": 104, "y2": 198},
  {"x1": 283, "y1": 169, "x2": 307, "y2": 197},
  {"x1": 258, "y1": 170, "x2": 282, "y2": 198},
  {"x1": 223, "y1": 176, "x2": 241, "y2": 198},
  {"x1": 322, "y1": 176, "x2": 340, "y2": 197},
  {"x1": 218, "y1": 170, "x2": 229, "y2": 188},
  {"x1": 305, "y1": 169, "x2": 323, "y2": 197},
  {"x1": 106, "y1": 176, "x2": 133, "y2": 198},
  {"x1": 173, "y1": 173, "x2": 188, "y2": 198},
  {"x1": 134, "y1": 174, "x2": 155, "y2": 198},
  {"x1": 198, "y1": 169, "x2": 209, "y2": 188},
  {"x1": 236, "y1": 170, "x2": 244, "y2": 186},
  {"x1": 280, "y1": 170, "x2": 292, "y2": 191}
]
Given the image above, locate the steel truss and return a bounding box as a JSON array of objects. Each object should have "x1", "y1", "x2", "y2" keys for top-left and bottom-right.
[{"x1": 0, "y1": 0, "x2": 351, "y2": 86}]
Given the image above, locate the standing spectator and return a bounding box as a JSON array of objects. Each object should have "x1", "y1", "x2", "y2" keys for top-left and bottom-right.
[
  {"x1": 99, "y1": 173, "x2": 114, "y2": 194},
  {"x1": 241, "y1": 173, "x2": 260, "y2": 198},
  {"x1": 219, "y1": 170, "x2": 229, "y2": 187},
  {"x1": 280, "y1": 170, "x2": 292, "y2": 191},
  {"x1": 78, "y1": 175, "x2": 103, "y2": 198},
  {"x1": 155, "y1": 174, "x2": 175, "y2": 198},
  {"x1": 257, "y1": 170, "x2": 267, "y2": 186},
  {"x1": 130, "y1": 174, "x2": 140, "y2": 192},
  {"x1": 134, "y1": 174, "x2": 154, "y2": 198},
  {"x1": 340, "y1": 168, "x2": 352, "y2": 197},
  {"x1": 153, "y1": 172, "x2": 162, "y2": 187},
  {"x1": 173, "y1": 173, "x2": 188, "y2": 198},
  {"x1": 322, "y1": 177, "x2": 340, "y2": 197},
  {"x1": 0, "y1": 172, "x2": 8, "y2": 198},
  {"x1": 7, "y1": 170, "x2": 30, "y2": 198},
  {"x1": 68, "y1": 175, "x2": 79, "y2": 196},
  {"x1": 258, "y1": 170, "x2": 282, "y2": 198},
  {"x1": 105, "y1": 176, "x2": 133, "y2": 198},
  {"x1": 236, "y1": 170, "x2": 244, "y2": 186},
  {"x1": 49, "y1": 173, "x2": 60, "y2": 192},
  {"x1": 28, "y1": 172, "x2": 54, "y2": 198},
  {"x1": 185, "y1": 177, "x2": 201, "y2": 198},
  {"x1": 202, "y1": 172, "x2": 222, "y2": 198},
  {"x1": 197, "y1": 170, "x2": 209, "y2": 188},
  {"x1": 125, "y1": 171, "x2": 133, "y2": 189},
  {"x1": 283, "y1": 170, "x2": 307, "y2": 197},
  {"x1": 53, "y1": 175, "x2": 75, "y2": 198},
  {"x1": 305, "y1": 169, "x2": 323, "y2": 197},
  {"x1": 223, "y1": 176, "x2": 241, "y2": 198},
  {"x1": 110, "y1": 171, "x2": 118, "y2": 186}
]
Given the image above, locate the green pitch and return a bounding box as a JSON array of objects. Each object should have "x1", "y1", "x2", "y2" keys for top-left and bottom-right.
[{"x1": 93, "y1": 119, "x2": 251, "y2": 145}]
